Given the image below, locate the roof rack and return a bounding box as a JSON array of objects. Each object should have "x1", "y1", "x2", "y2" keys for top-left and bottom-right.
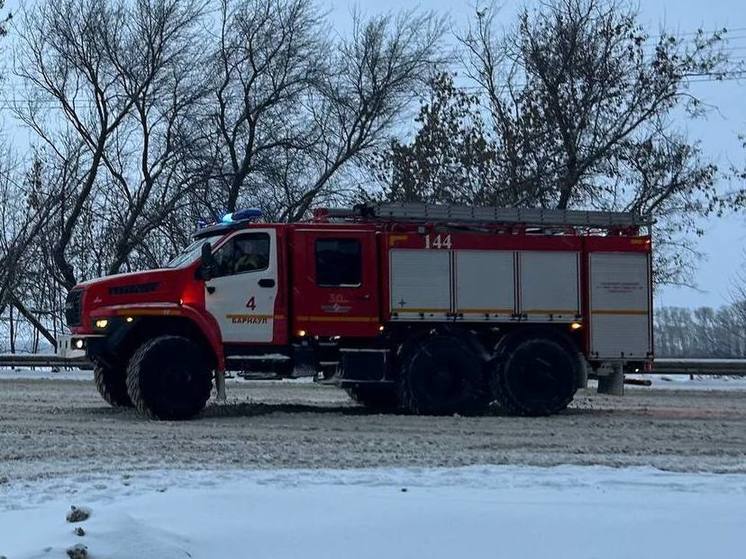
[{"x1": 317, "y1": 203, "x2": 652, "y2": 229}]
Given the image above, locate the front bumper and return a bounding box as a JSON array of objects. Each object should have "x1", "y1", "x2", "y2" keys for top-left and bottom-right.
[
  {"x1": 59, "y1": 334, "x2": 106, "y2": 355},
  {"x1": 65, "y1": 315, "x2": 136, "y2": 367}
]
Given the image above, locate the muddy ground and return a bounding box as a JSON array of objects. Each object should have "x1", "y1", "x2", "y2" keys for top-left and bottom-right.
[{"x1": 1, "y1": 375, "x2": 746, "y2": 483}]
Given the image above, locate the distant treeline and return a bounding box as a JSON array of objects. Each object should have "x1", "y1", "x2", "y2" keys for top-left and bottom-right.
[{"x1": 655, "y1": 305, "x2": 746, "y2": 358}]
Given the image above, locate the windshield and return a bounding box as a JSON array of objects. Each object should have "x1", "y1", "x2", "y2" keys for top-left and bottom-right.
[{"x1": 166, "y1": 237, "x2": 216, "y2": 268}]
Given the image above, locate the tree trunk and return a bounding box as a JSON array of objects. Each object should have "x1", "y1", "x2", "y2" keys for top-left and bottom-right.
[
  {"x1": 53, "y1": 144, "x2": 106, "y2": 290},
  {"x1": 9, "y1": 293, "x2": 58, "y2": 350},
  {"x1": 9, "y1": 305, "x2": 15, "y2": 355}
]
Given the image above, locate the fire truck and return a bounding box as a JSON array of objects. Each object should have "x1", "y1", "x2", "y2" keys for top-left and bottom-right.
[{"x1": 64, "y1": 203, "x2": 653, "y2": 420}]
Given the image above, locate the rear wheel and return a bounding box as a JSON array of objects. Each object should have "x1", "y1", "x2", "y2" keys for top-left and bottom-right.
[
  {"x1": 126, "y1": 335, "x2": 213, "y2": 420},
  {"x1": 345, "y1": 384, "x2": 400, "y2": 412},
  {"x1": 94, "y1": 363, "x2": 133, "y2": 407},
  {"x1": 399, "y1": 335, "x2": 490, "y2": 415},
  {"x1": 492, "y1": 334, "x2": 580, "y2": 416}
]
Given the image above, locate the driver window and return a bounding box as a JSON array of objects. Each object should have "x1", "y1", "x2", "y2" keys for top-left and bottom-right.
[{"x1": 213, "y1": 233, "x2": 270, "y2": 277}]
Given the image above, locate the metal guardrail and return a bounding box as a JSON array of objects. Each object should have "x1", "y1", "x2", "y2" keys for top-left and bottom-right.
[
  {"x1": 1, "y1": 354, "x2": 746, "y2": 376},
  {"x1": 651, "y1": 358, "x2": 746, "y2": 376},
  {"x1": 0, "y1": 354, "x2": 92, "y2": 370}
]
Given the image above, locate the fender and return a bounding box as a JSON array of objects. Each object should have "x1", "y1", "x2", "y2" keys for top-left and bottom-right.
[{"x1": 89, "y1": 303, "x2": 225, "y2": 371}]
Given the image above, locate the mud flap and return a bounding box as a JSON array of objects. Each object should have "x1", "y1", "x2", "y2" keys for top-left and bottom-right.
[
  {"x1": 577, "y1": 355, "x2": 589, "y2": 389},
  {"x1": 339, "y1": 350, "x2": 390, "y2": 383},
  {"x1": 291, "y1": 343, "x2": 317, "y2": 378},
  {"x1": 215, "y1": 369, "x2": 226, "y2": 402}
]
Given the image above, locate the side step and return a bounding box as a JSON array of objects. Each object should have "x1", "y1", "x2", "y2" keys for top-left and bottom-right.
[{"x1": 225, "y1": 354, "x2": 295, "y2": 377}]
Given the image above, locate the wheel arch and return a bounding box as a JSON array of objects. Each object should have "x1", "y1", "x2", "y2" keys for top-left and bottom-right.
[
  {"x1": 394, "y1": 324, "x2": 492, "y2": 361},
  {"x1": 113, "y1": 315, "x2": 221, "y2": 371},
  {"x1": 493, "y1": 325, "x2": 585, "y2": 385},
  {"x1": 495, "y1": 323, "x2": 580, "y2": 349}
]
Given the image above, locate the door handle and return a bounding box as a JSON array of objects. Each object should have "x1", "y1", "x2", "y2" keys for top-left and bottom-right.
[
  {"x1": 258, "y1": 278, "x2": 275, "y2": 288},
  {"x1": 206, "y1": 286, "x2": 216, "y2": 294}
]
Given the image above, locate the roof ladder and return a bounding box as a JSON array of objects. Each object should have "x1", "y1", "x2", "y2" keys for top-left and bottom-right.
[{"x1": 317, "y1": 203, "x2": 651, "y2": 229}]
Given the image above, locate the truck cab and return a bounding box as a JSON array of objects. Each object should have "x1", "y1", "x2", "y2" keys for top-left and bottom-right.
[{"x1": 66, "y1": 212, "x2": 386, "y2": 419}]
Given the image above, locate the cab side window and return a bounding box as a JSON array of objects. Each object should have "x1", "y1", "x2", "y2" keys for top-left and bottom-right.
[
  {"x1": 316, "y1": 238, "x2": 362, "y2": 287},
  {"x1": 213, "y1": 233, "x2": 270, "y2": 277}
]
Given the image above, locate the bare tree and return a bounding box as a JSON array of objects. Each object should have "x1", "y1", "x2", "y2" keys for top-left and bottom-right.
[
  {"x1": 282, "y1": 11, "x2": 446, "y2": 221},
  {"x1": 461, "y1": 0, "x2": 728, "y2": 208},
  {"x1": 15, "y1": 0, "x2": 136, "y2": 288},
  {"x1": 0, "y1": 151, "x2": 64, "y2": 350},
  {"x1": 97, "y1": 0, "x2": 207, "y2": 274},
  {"x1": 206, "y1": 1, "x2": 445, "y2": 220},
  {"x1": 14, "y1": 0, "x2": 205, "y2": 286},
  {"x1": 209, "y1": 0, "x2": 323, "y2": 215}
]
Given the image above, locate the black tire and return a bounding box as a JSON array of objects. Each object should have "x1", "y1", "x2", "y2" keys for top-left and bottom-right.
[
  {"x1": 345, "y1": 384, "x2": 400, "y2": 412},
  {"x1": 492, "y1": 335, "x2": 580, "y2": 416},
  {"x1": 126, "y1": 335, "x2": 213, "y2": 420},
  {"x1": 399, "y1": 335, "x2": 490, "y2": 415},
  {"x1": 94, "y1": 363, "x2": 133, "y2": 408}
]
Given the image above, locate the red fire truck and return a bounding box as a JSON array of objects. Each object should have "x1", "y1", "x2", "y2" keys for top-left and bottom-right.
[{"x1": 64, "y1": 203, "x2": 653, "y2": 420}]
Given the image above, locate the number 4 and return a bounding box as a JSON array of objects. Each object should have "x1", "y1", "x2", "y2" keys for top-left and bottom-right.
[{"x1": 246, "y1": 296, "x2": 256, "y2": 310}]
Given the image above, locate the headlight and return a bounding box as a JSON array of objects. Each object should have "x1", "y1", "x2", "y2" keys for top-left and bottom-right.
[{"x1": 94, "y1": 319, "x2": 109, "y2": 329}]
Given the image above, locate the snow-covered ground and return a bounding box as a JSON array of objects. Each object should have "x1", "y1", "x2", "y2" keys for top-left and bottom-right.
[
  {"x1": 3, "y1": 370, "x2": 746, "y2": 478},
  {"x1": 5, "y1": 366, "x2": 746, "y2": 390},
  {"x1": 0, "y1": 368, "x2": 93, "y2": 381},
  {"x1": 1, "y1": 465, "x2": 745, "y2": 559},
  {"x1": 1, "y1": 371, "x2": 745, "y2": 557},
  {"x1": 625, "y1": 374, "x2": 746, "y2": 391}
]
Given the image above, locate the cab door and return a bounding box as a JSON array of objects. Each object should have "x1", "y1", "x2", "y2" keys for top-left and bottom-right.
[
  {"x1": 205, "y1": 228, "x2": 278, "y2": 343},
  {"x1": 292, "y1": 229, "x2": 380, "y2": 337}
]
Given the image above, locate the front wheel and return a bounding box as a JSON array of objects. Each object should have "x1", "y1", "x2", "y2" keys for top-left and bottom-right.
[
  {"x1": 126, "y1": 335, "x2": 213, "y2": 420},
  {"x1": 94, "y1": 363, "x2": 133, "y2": 408}
]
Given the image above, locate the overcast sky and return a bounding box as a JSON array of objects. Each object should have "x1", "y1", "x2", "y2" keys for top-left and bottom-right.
[{"x1": 3, "y1": 0, "x2": 745, "y2": 309}]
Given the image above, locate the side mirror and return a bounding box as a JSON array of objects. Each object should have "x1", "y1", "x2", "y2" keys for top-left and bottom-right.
[{"x1": 196, "y1": 242, "x2": 216, "y2": 281}]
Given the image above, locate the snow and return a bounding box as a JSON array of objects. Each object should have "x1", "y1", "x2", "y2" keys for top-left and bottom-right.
[
  {"x1": 625, "y1": 374, "x2": 746, "y2": 390},
  {"x1": 1, "y1": 465, "x2": 745, "y2": 559},
  {"x1": 0, "y1": 367, "x2": 93, "y2": 381},
  {"x1": 5, "y1": 366, "x2": 746, "y2": 390}
]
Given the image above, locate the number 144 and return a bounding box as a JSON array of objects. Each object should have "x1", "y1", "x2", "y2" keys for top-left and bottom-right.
[{"x1": 424, "y1": 234, "x2": 452, "y2": 249}]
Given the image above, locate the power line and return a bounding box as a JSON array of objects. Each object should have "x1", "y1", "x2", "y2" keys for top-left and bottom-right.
[
  {"x1": 645, "y1": 26, "x2": 746, "y2": 39},
  {"x1": 0, "y1": 70, "x2": 743, "y2": 110},
  {"x1": 452, "y1": 73, "x2": 746, "y2": 92}
]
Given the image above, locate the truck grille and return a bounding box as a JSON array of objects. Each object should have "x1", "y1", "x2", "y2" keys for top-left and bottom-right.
[{"x1": 65, "y1": 289, "x2": 83, "y2": 327}]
